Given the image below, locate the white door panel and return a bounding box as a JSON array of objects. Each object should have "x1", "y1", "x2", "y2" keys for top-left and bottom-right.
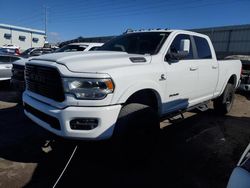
[
  {"x1": 163, "y1": 60, "x2": 199, "y2": 113},
  {"x1": 196, "y1": 59, "x2": 218, "y2": 101}
]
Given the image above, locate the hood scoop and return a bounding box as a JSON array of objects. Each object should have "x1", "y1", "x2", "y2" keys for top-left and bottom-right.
[{"x1": 129, "y1": 57, "x2": 147, "y2": 63}]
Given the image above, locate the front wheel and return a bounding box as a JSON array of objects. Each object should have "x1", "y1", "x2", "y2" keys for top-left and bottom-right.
[
  {"x1": 213, "y1": 83, "x2": 235, "y2": 114},
  {"x1": 112, "y1": 103, "x2": 160, "y2": 162}
]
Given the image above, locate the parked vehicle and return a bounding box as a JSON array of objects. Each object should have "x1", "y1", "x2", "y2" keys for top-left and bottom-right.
[
  {"x1": 0, "y1": 54, "x2": 22, "y2": 81},
  {"x1": 11, "y1": 43, "x2": 103, "y2": 95},
  {"x1": 55, "y1": 42, "x2": 103, "y2": 52},
  {"x1": 22, "y1": 30, "x2": 241, "y2": 142},
  {"x1": 225, "y1": 55, "x2": 250, "y2": 91},
  {"x1": 20, "y1": 47, "x2": 54, "y2": 58},
  {"x1": 227, "y1": 143, "x2": 250, "y2": 188},
  {"x1": 10, "y1": 58, "x2": 28, "y2": 94},
  {"x1": 0, "y1": 45, "x2": 20, "y2": 56}
]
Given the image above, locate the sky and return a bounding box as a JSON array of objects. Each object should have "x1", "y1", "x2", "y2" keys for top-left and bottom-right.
[{"x1": 0, "y1": 0, "x2": 249, "y2": 42}]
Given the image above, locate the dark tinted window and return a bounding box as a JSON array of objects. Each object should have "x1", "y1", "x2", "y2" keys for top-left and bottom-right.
[
  {"x1": 41, "y1": 49, "x2": 53, "y2": 54},
  {"x1": 56, "y1": 45, "x2": 86, "y2": 52},
  {"x1": 99, "y1": 32, "x2": 170, "y2": 55},
  {"x1": 9, "y1": 56, "x2": 21, "y2": 62},
  {"x1": 30, "y1": 49, "x2": 43, "y2": 56},
  {"x1": 21, "y1": 48, "x2": 35, "y2": 56},
  {"x1": 0, "y1": 56, "x2": 11, "y2": 63},
  {"x1": 89, "y1": 46, "x2": 101, "y2": 51},
  {"x1": 168, "y1": 34, "x2": 193, "y2": 59},
  {"x1": 194, "y1": 36, "x2": 212, "y2": 59}
]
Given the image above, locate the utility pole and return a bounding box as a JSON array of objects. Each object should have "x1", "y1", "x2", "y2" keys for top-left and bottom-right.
[{"x1": 44, "y1": 6, "x2": 48, "y2": 42}]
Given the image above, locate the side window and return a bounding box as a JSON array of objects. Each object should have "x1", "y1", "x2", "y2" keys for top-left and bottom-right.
[
  {"x1": 193, "y1": 36, "x2": 212, "y2": 59},
  {"x1": 9, "y1": 56, "x2": 20, "y2": 63},
  {"x1": 168, "y1": 34, "x2": 193, "y2": 59},
  {"x1": 0, "y1": 56, "x2": 11, "y2": 63},
  {"x1": 42, "y1": 49, "x2": 52, "y2": 54},
  {"x1": 89, "y1": 46, "x2": 101, "y2": 51}
]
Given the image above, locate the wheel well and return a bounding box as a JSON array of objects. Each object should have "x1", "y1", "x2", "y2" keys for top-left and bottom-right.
[
  {"x1": 125, "y1": 89, "x2": 160, "y2": 113},
  {"x1": 228, "y1": 74, "x2": 237, "y2": 87}
]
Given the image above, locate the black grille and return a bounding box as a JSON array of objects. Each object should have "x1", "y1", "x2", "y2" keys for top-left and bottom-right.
[
  {"x1": 242, "y1": 61, "x2": 250, "y2": 71},
  {"x1": 12, "y1": 64, "x2": 25, "y2": 81},
  {"x1": 25, "y1": 64, "x2": 65, "y2": 102},
  {"x1": 24, "y1": 103, "x2": 61, "y2": 130}
]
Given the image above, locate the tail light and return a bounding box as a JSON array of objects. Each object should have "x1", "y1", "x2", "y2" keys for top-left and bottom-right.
[{"x1": 15, "y1": 48, "x2": 20, "y2": 56}]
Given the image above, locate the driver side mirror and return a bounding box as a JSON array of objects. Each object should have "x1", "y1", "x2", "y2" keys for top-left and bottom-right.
[{"x1": 165, "y1": 39, "x2": 190, "y2": 62}]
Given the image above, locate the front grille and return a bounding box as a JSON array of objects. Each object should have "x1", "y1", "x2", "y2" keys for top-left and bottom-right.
[
  {"x1": 12, "y1": 64, "x2": 25, "y2": 81},
  {"x1": 24, "y1": 103, "x2": 61, "y2": 130},
  {"x1": 25, "y1": 64, "x2": 65, "y2": 102}
]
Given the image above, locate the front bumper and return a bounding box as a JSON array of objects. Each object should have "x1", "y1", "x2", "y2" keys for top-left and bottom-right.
[{"x1": 23, "y1": 92, "x2": 122, "y2": 140}]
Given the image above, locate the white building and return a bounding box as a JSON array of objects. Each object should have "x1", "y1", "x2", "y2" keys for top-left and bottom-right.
[{"x1": 0, "y1": 23, "x2": 46, "y2": 51}]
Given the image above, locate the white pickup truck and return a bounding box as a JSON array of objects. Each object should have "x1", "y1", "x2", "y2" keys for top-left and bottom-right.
[{"x1": 23, "y1": 29, "x2": 241, "y2": 141}]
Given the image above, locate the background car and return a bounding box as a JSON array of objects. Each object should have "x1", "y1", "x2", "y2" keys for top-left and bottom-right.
[
  {"x1": 227, "y1": 143, "x2": 250, "y2": 188},
  {"x1": 55, "y1": 42, "x2": 103, "y2": 52},
  {"x1": 20, "y1": 47, "x2": 55, "y2": 58},
  {"x1": 0, "y1": 54, "x2": 23, "y2": 81},
  {"x1": 0, "y1": 45, "x2": 20, "y2": 56},
  {"x1": 225, "y1": 55, "x2": 250, "y2": 91}
]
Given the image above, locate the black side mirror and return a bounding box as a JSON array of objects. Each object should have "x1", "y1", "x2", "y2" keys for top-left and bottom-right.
[{"x1": 165, "y1": 51, "x2": 189, "y2": 62}]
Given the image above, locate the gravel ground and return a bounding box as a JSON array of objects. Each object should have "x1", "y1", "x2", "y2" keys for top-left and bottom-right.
[{"x1": 0, "y1": 81, "x2": 249, "y2": 188}]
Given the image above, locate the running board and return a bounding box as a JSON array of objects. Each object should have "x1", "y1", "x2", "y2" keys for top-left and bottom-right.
[
  {"x1": 168, "y1": 112, "x2": 184, "y2": 123},
  {"x1": 196, "y1": 104, "x2": 209, "y2": 112},
  {"x1": 160, "y1": 101, "x2": 210, "y2": 123},
  {"x1": 161, "y1": 110, "x2": 185, "y2": 123}
]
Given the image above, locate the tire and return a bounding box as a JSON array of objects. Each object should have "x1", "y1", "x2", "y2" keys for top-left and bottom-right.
[
  {"x1": 213, "y1": 83, "x2": 235, "y2": 114},
  {"x1": 112, "y1": 103, "x2": 160, "y2": 162}
]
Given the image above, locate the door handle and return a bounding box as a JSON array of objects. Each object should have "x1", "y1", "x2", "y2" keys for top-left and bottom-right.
[
  {"x1": 5, "y1": 66, "x2": 12, "y2": 69},
  {"x1": 190, "y1": 66, "x2": 198, "y2": 71},
  {"x1": 212, "y1": 65, "x2": 218, "y2": 69}
]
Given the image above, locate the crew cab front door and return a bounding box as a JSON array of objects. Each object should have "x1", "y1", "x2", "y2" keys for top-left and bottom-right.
[{"x1": 162, "y1": 34, "x2": 199, "y2": 114}]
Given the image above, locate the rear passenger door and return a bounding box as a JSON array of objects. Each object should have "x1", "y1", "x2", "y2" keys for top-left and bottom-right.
[{"x1": 193, "y1": 36, "x2": 218, "y2": 102}]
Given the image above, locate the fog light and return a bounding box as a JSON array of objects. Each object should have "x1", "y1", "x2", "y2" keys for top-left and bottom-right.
[{"x1": 70, "y1": 118, "x2": 98, "y2": 130}]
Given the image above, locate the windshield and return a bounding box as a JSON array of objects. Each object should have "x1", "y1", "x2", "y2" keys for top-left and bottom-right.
[
  {"x1": 99, "y1": 32, "x2": 170, "y2": 55},
  {"x1": 21, "y1": 48, "x2": 35, "y2": 56},
  {"x1": 55, "y1": 44, "x2": 87, "y2": 52}
]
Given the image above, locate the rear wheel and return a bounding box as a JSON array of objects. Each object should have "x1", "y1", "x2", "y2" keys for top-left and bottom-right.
[
  {"x1": 112, "y1": 103, "x2": 160, "y2": 162},
  {"x1": 213, "y1": 83, "x2": 235, "y2": 114}
]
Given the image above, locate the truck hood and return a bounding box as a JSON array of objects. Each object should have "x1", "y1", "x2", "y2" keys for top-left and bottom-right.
[
  {"x1": 31, "y1": 51, "x2": 152, "y2": 73},
  {"x1": 13, "y1": 57, "x2": 31, "y2": 66}
]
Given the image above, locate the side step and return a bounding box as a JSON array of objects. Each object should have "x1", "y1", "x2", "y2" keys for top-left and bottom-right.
[
  {"x1": 196, "y1": 104, "x2": 209, "y2": 112},
  {"x1": 161, "y1": 110, "x2": 185, "y2": 124},
  {"x1": 168, "y1": 112, "x2": 184, "y2": 123}
]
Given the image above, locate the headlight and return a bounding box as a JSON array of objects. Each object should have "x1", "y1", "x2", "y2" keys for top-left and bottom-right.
[{"x1": 63, "y1": 78, "x2": 114, "y2": 100}]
